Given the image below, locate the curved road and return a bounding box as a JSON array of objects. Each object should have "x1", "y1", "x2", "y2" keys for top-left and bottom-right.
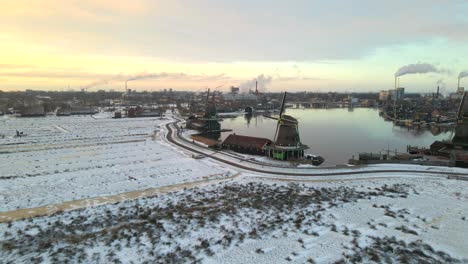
[{"x1": 165, "y1": 121, "x2": 468, "y2": 177}]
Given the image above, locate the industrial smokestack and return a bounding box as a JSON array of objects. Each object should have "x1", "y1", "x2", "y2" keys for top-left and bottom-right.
[
  {"x1": 255, "y1": 80, "x2": 258, "y2": 96},
  {"x1": 437, "y1": 86, "x2": 440, "y2": 98},
  {"x1": 125, "y1": 80, "x2": 128, "y2": 92}
]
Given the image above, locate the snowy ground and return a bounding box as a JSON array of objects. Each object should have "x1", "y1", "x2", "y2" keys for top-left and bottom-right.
[
  {"x1": 1, "y1": 114, "x2": 467, "y2": 263},
  {"x1": 0, "y1": 115, "x2": 230, "y2": 212},
  {"x1": 0, "y1": 175, "x2": 466, "y2": 263}
]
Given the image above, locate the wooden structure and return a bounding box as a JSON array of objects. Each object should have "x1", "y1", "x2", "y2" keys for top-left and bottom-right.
[
  {"x1": 127, "y1": 106, "x2": 162, "y2": 118},
  {"x1": 186, "y1": 89, "x2": 221, "y2": 132},
  {"x1": 452, "y1": 92, "x2": 468, "y2": 147},
  {"x1": 222, "y1": 134, "x2": 271, "y2": 155},
  {"x1": 263, "y1": 92, "x2": 309, "y2": 160},
  {"x1": 21, "y1": 105, "x2": 45, "y2": 117}
]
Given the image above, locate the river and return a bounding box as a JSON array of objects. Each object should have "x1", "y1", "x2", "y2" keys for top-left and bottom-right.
[{"x1": 219, "y1": 108, "x2": 453, "y2": 166}]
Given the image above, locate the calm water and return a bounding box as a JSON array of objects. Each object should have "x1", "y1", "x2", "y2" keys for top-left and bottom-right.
[{"x1": 220, "y1": 108, "x2": 453, "y2": 166}]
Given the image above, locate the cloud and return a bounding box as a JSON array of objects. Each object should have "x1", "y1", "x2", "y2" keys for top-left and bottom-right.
[{"x1": 1, "y1": 0, "x2": 467, "y2": 62}]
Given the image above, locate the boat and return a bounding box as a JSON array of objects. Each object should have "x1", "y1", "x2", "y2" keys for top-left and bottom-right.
[{"x1": 305, "y1": 154, "x2": 325, "y2": 166}]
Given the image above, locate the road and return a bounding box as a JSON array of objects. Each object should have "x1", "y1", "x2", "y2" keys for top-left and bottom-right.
[{"x1": 165, "y1": 120, "x2": 468, "y2": 177}]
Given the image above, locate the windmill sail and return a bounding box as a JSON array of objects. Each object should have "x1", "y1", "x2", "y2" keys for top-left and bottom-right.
[
  {"x1": 279, "y1": 92, "x2": 287, "y2": 118},
  {"x1": 273, "y1": 92, "x2": 287, "y2": 141}
]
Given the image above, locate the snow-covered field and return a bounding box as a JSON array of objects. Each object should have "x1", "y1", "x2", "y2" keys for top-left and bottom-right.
[
  {"x1": 0, "y1": 115, "x2": 229, "y2": 212},
  {"x1": 1, "y1": 176, "x2": 466, "y2": 263},
  {"x1": 0, "y1": 114, "x2": 467, "y2": 263}
]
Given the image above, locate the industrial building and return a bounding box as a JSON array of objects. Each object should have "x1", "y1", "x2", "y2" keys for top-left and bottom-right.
[
  {"x1": 56, "y1": 106, "x2": 98, "y2": 116},
  {"x1": 127, "y1": 106, "x2": 162, "y2": 118},
  {"x1": 379, "y1": 87, "x2": 405, "y2": 102},
  {"x1": 20, "y1": 105, "x2": 45, "y2": 117}
]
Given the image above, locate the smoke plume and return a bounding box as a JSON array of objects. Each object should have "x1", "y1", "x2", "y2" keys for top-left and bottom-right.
[
  {"x1": 239, "y1": 74, "x2": 272, "y2": 93},
  {"x1": 459, "y1": 71, "x2": 468, "y2": 80},
  {"x1": 436, "y1": 79, "x2": 445, "y2": 86},
  {"x1": 82, "y1": 74, "x2": 124, "y2": 90},
  {"x1": 395, "y1": 63, "x2": 440, "y2": 77},
  {"x1": 126, "y1": 72, "x2": 172, "y2": 82},
  {"x1": 125, "y1": 72, "x2": 228, "y2": 83}
]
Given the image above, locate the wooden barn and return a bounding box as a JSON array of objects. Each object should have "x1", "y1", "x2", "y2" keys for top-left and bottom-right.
[{"x1": 221, "y1": 134, "x2": 272, "y2": 155}]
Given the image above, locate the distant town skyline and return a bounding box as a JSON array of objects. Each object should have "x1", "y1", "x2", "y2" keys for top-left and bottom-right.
[{"x1": 1, "y1": 0, "x2": 467, "y2": 93}]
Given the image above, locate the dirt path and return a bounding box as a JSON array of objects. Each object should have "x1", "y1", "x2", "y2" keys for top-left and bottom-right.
[{"x1": 0, "y1": 173, "x2": 238, "y2": 223}]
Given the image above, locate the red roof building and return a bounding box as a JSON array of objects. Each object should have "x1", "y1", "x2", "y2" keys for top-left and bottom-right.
[{"x1": 221, "y1": 134, "x2": 272, "y2": 155}]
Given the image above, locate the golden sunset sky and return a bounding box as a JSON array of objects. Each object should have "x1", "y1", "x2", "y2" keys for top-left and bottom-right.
[{"x1": 1, "y1": 0, "x2": 467, "y2": 93}]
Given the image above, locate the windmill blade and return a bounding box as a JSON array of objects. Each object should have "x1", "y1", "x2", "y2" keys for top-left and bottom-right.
[{"x1": 279, "y1": 92, "x2": 287, "y2": 118}]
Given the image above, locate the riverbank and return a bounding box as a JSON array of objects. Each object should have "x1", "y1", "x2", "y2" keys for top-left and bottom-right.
[{"x1": 220, "y1": 108, "x2": 453, "y2": 166}]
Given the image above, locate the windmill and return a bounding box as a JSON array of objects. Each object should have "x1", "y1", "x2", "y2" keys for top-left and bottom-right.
[
  {"x1": 203, "y1": 88, "x2": 217, "y2": 119},
  {"x1": 452, "y1": 92, "x2": 468, "y2": 146},
  {"x1": 264, "y1": 92, "x2": 308, "y2": 160}
]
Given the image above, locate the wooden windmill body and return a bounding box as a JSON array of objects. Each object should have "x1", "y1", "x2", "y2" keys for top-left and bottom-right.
[
  {"x1": 264, "y1": 92, "x2": 309, "y2": 160},
  {"x1": 452, "y1": 92, "x2": 468, "y2": 147}
]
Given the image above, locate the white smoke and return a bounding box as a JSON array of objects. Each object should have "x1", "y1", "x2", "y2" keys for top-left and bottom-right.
[
  {"x1": 82, "y1": 79, "x2": 109, "y2": 90},
  {"x1": 82, "y1": 74, "x2": 124, "y2": 90},
  {"x1": 459, "y1": 71, "x2": 468, "y2": 80},
  {"x1": 126, "y1": 72, "x2": 229, "y2": 83},
  {"x1": 239, "y1": 74, "x2": 273, "y2": 93},
  {"x1": 395, "y1": 63, "x2": 440, "y2": 77},
  {"x1": 126, "y1": 72, "x2": 173, "y2": 82}
]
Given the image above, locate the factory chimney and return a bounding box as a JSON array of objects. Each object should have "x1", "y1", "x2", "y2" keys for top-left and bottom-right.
[
  {"x1": 125, "y1": 80, "x2": 128, "y2": 93},
  {"x1": 255, "y1": 80, "x2": 258, "y2": 96},
  {"x1": 436, "y1": 86, "x2": 440, "y2": 99}
]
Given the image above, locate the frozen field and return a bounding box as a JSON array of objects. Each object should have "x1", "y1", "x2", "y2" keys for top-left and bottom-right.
[
  {"x1": 0, "y1": 176, "x2": 466, "y2": 263},
  {"x1": 0, "y1": 114, "x2": 467, "y2": 263},
  {"x1": 0, "y1": 115, "x2": 229, "y2": 212}
]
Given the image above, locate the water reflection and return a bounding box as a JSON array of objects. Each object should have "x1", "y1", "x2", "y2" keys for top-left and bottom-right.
[
  {"x1": 220, "y1": 108, "x2": 453, "y2": 166},
  {"x1": 244, "y1": 113, "x2": 253, "y2": 126}
]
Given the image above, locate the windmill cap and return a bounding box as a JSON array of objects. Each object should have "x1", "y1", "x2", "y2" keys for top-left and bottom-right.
[{"x1": 281, "y1": 115, "x2": 298, "y2": 123}]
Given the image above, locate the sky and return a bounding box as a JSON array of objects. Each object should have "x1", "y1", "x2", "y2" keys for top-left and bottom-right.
[{"x1": 0, "y1": 0, "x2": 467, "y2": 93}]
